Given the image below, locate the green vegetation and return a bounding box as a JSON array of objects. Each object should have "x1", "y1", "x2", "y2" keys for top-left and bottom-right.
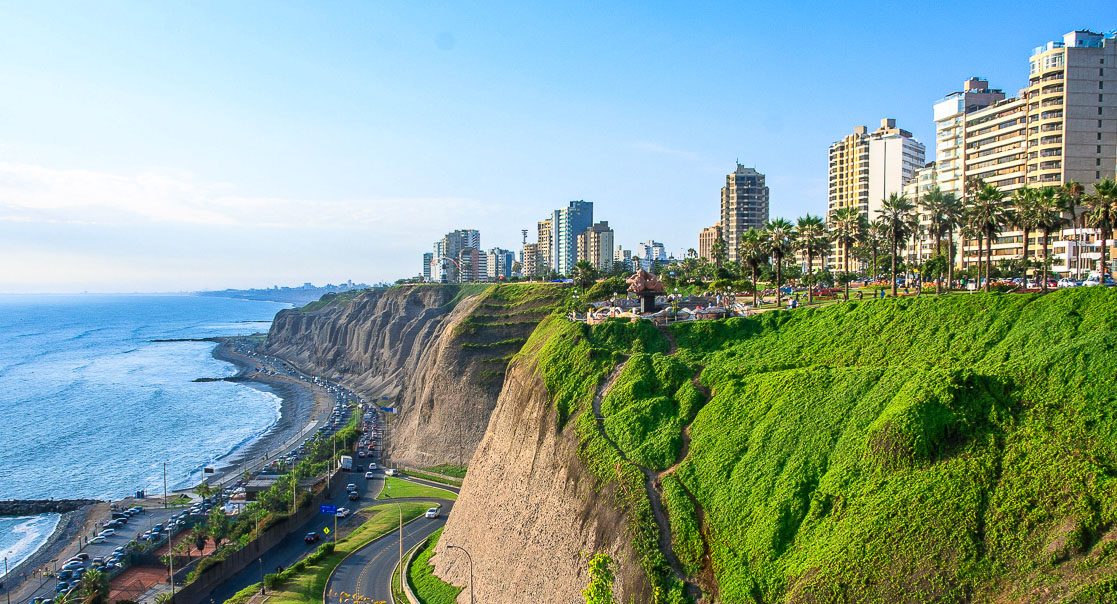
[
  {"x1": 377, "y1": 476, "x2": 458, "y2": 500},
  {"x1": 251, "y1": 502, "x2": 433, "y2": 604},
  {"x1": 407, "y1": 528, "x2": 464, "y2": 604},
  {"x1": 299, "y1": 288, "x2": 370, "y2": 311},
  {"x1": 423, "y1": 464, "x2": 468, "y2": 478},
  {"x1": 528, "y1": 289, "x2": 1117, "y2": 602},
  {"x1": 582, "y1": 553, "x2": 620, "y2": 604}
]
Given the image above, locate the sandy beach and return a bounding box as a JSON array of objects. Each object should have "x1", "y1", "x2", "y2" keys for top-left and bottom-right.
[{"x1": 4, "y1": 336, "x2": 328, "y2": 601}]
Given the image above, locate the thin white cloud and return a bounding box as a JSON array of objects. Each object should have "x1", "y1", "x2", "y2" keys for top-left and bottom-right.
[{"x1": 0, "y1": 162, "x2": 493, "y2": 231}]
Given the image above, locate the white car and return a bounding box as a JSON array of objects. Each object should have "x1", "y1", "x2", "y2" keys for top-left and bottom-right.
[
  {"x1": 98, "y1": 529, "x2": 115, "y2": 537},
  {"x1": 364, "y1": 471, "x2": 375, "y2": 479},
  {"x1": 335, "y1": 507, "x2": 351, "y2": 518},
  {"x1": 385, "y1": 468, "x2": 399, "y2": 477},
  {"x1": 368, "y1": 463, "x2": 377, "y2": 470},
  {"x1": 1057, "y1": 278, "x2": 1080, "y2": 289},
  {"x1": 90, "y1": 536, "x2": 107, "y2": 544},
  {"x1": 424, "y1": 507, "x2": 441, "y2": 519}
]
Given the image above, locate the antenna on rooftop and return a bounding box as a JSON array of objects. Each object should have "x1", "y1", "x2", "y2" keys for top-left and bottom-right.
[{"x1": 521, "y1": 229, "x2": 528, "y2": 245}]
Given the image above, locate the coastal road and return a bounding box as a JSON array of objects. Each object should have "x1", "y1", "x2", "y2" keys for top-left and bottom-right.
[
  {"x1": 202, "y1": 468, "x2": 385, "y2": 604},
  {"x1": 324, "y1": 476, "x2": 460, "y2": 604}
]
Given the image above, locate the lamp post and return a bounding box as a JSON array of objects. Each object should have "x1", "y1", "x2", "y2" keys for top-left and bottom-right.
[
  {"x1": 446, "y1": 545, "x2": 473, "y2": 604},
  {"x1": 258, "y1": 558, "x2": 264, "y2": 595},
  {"x1": 384, "y1": 485, "x2": 403, "y2": 587},
  {"x1": 4, "y1": 556, "x2": 10, "y2": 604}
]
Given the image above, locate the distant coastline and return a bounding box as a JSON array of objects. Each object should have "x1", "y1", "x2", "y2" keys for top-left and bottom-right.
[{"x1": 196, "y1": 283, "x2": 372, "y2": 307}]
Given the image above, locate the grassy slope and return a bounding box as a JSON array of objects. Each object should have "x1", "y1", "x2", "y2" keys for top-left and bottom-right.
[
  {"x1": 376, "y1": 476, "x2": 458, "y2": 500},
  {"x1": 408, "y1": 527, "x2": 464, "y2": 604},
  {"x1": 656, "y1": 289, "x2": 1117, "y2": 603}
]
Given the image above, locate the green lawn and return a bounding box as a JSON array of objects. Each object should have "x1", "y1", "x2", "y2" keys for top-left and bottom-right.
[
  {"x1": 253, "y1": 501, "x2": 436, "y2": 604},
  {"x1": 403, "y1": 469, "x2": 463, "y2": 487},
  {"x1": 407, "y1": 528, "x2": 463, "y2": 604},
  {"x1": 377, "y1": 476, "x2": 458, "y2": 501},
  {"x1": 422, "y1": 464, "x2": 468, "y2": 479}
]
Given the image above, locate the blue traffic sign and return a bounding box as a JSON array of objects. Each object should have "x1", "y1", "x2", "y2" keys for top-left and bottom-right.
[
  {"x1": 380, "y1": 407, "x2": 395, "y2": 413},
  {"x1": 320, "y1": 504, "x2": 337, "y2": 514}
]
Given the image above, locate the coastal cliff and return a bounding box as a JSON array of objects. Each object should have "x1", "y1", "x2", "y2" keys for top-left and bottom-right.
[
  {"x1": 264, "y1": 284, "x2": 564, "y2": 467},
  {"x1": 436, "y1": 290, "x2": 1117, "y2": 603}
]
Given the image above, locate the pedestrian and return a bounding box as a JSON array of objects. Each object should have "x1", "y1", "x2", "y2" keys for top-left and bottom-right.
[{"x1": 857, "y1": 291, "x2": 863, "y2": 301}]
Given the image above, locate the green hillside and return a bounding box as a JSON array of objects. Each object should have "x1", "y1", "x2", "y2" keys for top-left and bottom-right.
[{"x1": 528, "y1": 288, "x2": 1117, "y2": 603}]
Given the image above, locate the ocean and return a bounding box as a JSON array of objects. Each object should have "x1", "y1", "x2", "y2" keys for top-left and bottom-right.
[{"x1": 0, "y1": 294, "x2": 292, "y2": 571}]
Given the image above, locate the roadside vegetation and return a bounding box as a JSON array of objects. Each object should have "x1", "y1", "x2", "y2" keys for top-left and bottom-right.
[
  {"x1": 406, "y1": 527, "x2": 464, "y2": 604},
  {"x1": 422, "y1": 464, "x2": 467, "y2": 479},
  {"x1": 376, "y1": 476, "x2": 457, "y2": 501}
]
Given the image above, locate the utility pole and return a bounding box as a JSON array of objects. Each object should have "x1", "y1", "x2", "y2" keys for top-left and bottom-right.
[
  {"x1": 4, "y1": 556, "x2": 10, "y2": 604},
  {"x1": 169, "y1": 540, "x2": 175, "y2": 603},
  {"x1": 163, "y1": 462, "x2": 168, "y2": 509}
]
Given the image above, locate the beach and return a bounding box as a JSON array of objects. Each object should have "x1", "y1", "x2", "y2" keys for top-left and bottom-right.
[{"x1": 4, "y1": 336, "x2": 327, "y2": 601}]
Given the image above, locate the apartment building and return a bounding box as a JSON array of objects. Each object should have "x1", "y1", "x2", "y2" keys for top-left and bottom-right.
[
  {"x1": 698, "y1": 222, "x2": 722, "y2": 261},
  {"x1": 551, "y1": 201, "x2": 593, "y2": 275},
  {"x1": 720, "y1": 164, "x2": 769, "y2": 263},
  {"x1": 433, "y1": 229, "x2": 481, "y2": 283},
  {"x1": 521, "y1": 243, "x2": 539, "y2": 277},
  {"x1": 457, "y1": 247, "x2": 488, "y2": 282},
  {"x1": 487, "y1": 248, "x2": 516, "y2": 281},
  {"x1": 422, "y1": 252, "x2": 433, "y2": 282},
  {"x1": 933, "y1": 78, "x2": 1007, "y2": 196},
  {"x1": 576, "y1": 221, "x2": 614, "y2": 272},
  {"x1": 614, "y1": 246, "x2": 634, "y2": 273},
  {"x1": 536, "y1": 218, "x2": 553, "y2": 274}
]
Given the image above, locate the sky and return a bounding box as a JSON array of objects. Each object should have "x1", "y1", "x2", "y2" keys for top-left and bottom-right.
[{"x1": 0, "y1": 1, "x2": 1111, "y2": 292}]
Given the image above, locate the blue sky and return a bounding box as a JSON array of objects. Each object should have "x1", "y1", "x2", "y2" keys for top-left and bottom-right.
[{"x1": 0, "y1": 1, "x2": 1110, "y2": 292}]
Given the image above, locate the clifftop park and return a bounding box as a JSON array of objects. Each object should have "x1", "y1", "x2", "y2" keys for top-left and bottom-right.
[{"x1": 255, "y1": 283, "x2": 1117, "y2": 603}]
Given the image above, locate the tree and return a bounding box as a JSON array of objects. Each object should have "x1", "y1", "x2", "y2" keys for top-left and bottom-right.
[
  {"x1": 794, "y1": 213, "x2": 828, "y2": 304},
  {"x1": 1084, "y1": 178, "x2": 1117, "y2": 282},
  {"x1": 571, "y1": 260, "x2": 599, "y2": 292},
  {"x1": 206, "y1": 508, "x2": 230, "y2": 550},
  {"x1": 193, "y1": 527, "x2": 209, "y2": 557},
  {"x1": 864, "y1": 220, "x2": 887, "y2": 284},
  {"x1": 193, "y1": 482, "x2": 215, "y2": 500},
  {"x1": 967, "y1": 183, "x2": 1009, "y2": 291},
  {"x1": 739, "y1": 229, "x2": 765, "y2": 306},
  {"x1": 710, "y1": 237, "x2": 727, "y2": 272},
  {"x1": 921, "y1": 187, "x2": 949, "y2": 294},
  {"x1": 829, "y1": 207, "x2": 865, "y2": 301},
  {"x1": 582, "y1": 553, "x2": 618, "y2": 604},
  {"x1": 1033, "y1": 186, "x2": 1065, "y2": 292},
  {"x1": 80, "y1": 568, "x2": 109, "y2": 603},
  {"x1": 764, "y1": 218, "x2": 794, "y2": 307},
  {"x1": 1059, "y1": 181, "x2": 1087, "y2": 277},
  {"x1": 942, "y1": 191, "x2": 964, "y2": 288},
  {"x1": 876, "y1": 193, "x2": 914, "y2": 296},
  {"x1": 1009, "y1": 187, "x2": 1039, "y2": 280}
]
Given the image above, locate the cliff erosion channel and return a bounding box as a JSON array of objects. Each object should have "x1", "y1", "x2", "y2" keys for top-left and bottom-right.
[{"x1": 263, "y1": 283, "x2": 565, "y2": 467}]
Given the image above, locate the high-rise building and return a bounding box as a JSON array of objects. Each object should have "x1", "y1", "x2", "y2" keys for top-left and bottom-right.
[
  {"x1": 422, "y1": 252, "x2": 433, "y2": 282},
  {"x1": 636, "y1": 240, "x2": 667, "y2": 271},
  {"x1": 698, "y1": 222, "x2": 722, "y2": 261},
  {"x1": 903, "y1": 162, "x2": 940, "y2": 263},
  {"x1": 458, "y1": 247, "x2": 488, "y2": 282},
  {"x1": 521, "y1": 243, "x2": 539, "y2": 277},
  {"x1": 614, "y1": 246, "x2": 633, "y2": 273},
  {"x1": 826, "y1": 119, "x2": 925, "y2": 269},
  {"x1": 433, "y1": 229, "x2": 481, "y2": 283},
  {"x1": 486, "y1": 248, "x2": 516, "y2": 281},
  {"x1": 552, "y1": 200, "x2": 593, "y2": 275},
  {"x1": 576, "y1": 221, "x2": 614, "y2": 272},
  {"x1": 933, "y1": 78, "x2": 1007, "y2": 196},
  {"x1": 720, "y1": 164, "x2": 769, "y2": 263},
  {"x1": 536, "y1": 218, "x2": 554, "y2": 274}
]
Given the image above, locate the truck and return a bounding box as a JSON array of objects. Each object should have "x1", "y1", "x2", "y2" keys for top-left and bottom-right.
[{"x1": 340, "y1": 455, "x2": 353, "y2": 471}]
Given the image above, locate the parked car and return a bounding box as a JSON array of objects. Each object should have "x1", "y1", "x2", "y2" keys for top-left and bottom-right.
[
  {"x1": 424, "y1": 507, "x2": 441, "y2": 519},
  {"x1": 90, "y1": 536, "x2": 106, "y2": 544},
  {"x1": 304, "y1": 532, "x2": 319, "y2": 544},
  {"x1": 1057, "y1": 277, "x2": 1080, "y2": 289},
  {"x1": 99, "y1": 529, "x2": 115, "y2": 537}
]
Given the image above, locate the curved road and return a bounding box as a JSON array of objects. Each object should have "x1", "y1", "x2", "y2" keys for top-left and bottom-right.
[{"x1": 325, "y1": 477, "x2": 460, "y2": 604}]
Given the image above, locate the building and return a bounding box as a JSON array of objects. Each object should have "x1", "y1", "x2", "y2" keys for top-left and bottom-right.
[
  {"x1": 576, "y1": 221, "x2": 614, "y2": 272},
  {"x1": 457, "y1": 247, "x2": 488, "y2": 282},
  {"x1": 826, "y1": 119, "x2": 925, "y2": 269},
  {"x1": 521, "y1": 243, "x2": 540, "y2": 277},
  {"x1": 552, "y1": 200, "x2": 594, "y2": 275},
  {"x1": 933, "y1": 78, "x2": 1007, "y2": 196},
  {"x1": 614, "y1": 246, "x2": 634, "y2": 273},
  {"x1": 536, "y1": 218, "x2": 554, "y2": 274},
  {"x1": 486, "y1": 248, "x2": 516, "y2": 281},
  {"x1": 636, "y1": 240, "x2": 667, "y2": 271},
  {"x1": 422, "y1": 252, "x2": 433, "y2": 282},
  {"x1": 698, "y1": 222, "x2": 722, "y2": 261},
  {"x1": 720, "y1": 164, "x2": 769, "y2": 263},
  {"x1": 904, "y1": 162, "x2": 940, "y2": 263},
  {"x1": 433, "y1": 229, "x2": 481, "y2": 283}
]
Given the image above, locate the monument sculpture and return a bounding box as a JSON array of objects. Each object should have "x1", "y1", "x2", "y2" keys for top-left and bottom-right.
[{"x1": 626, "y1": 269, "x2": 665, "y2": 313}]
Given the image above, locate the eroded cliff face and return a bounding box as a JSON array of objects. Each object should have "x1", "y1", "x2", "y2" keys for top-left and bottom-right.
[
  {"x1": 263, "y1": 284, "x2": 561, "y2": 467},
  {"x1": 431, "y1": 346, "x2": 650, "y2": 604}
]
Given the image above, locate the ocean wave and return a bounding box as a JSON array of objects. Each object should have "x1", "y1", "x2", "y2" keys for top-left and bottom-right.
[{"x1": 0, "y1": 514, "x2": 61, "y2": 571}]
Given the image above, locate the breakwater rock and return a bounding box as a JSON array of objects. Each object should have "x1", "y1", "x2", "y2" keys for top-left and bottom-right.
[{"x1": 0, "y1": 499, "x2": 103, "y2": 516}]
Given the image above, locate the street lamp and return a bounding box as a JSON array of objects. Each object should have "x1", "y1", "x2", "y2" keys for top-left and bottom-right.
[{"x1": 446, "y1": 545, "x2": 473, "y2": 604}]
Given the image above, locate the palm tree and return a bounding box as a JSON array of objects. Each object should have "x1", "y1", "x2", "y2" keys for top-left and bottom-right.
[
  {"x1": 710, "y1": 237, "x2": 727, "y2": 273},
  {"x1": 877, "y1": 193, "x2": 915, "y2": 296},
  {"x1": 942, "y1": 192, "x2": 964, "y2": 288},
  {"x1": 921, "y1": 187, "x2": 950, "y2": 294},
  {"x1": 864, "y1": 219, "x2": 887, "y2": 285},
  {"x1": 829, "y1": 207, "x2": 865, "y2": 301},
  {"x1": 905, "y1": 212, "x2": 923, "y2": 293},
  {"x1": 1085, "y1": 178, "x2": 1117, "y2": 282},
  {"x1": 1008, "y1": 187, "x2": 1037, "y2": 280},
  {"x1": 794, "y1": 213, "x2": 827, "y2": 304},
  {"x1": 764, "y1": 218, "x2": 794, "y2": 308},
  {"x1": 1033, "y1": 186, "x2": 1065, "y2": 292},
  {"x1": 739, "y1": 228, "x2": 765, "y2": 306},
  {"x1": 80, "y1": 567, "x2": 109, "y2": 602},
  {"x1": 1059, "y1": 181, "x2": 1086, "y2": 278},
  {"x1": 967, "y1": 183, "x2": 1009, "y2": 291},
  {"x1": 571, "y1": 260, "x2": 598, "y2": 292}
]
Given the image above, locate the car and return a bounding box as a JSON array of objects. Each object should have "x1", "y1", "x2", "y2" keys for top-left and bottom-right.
[
  {"x1": 91, "y1": 557, "x2": 104, "y2": 567},
  {"x1": 368, "y1": 463, "x2": 377, "y2": 470},
  {"x1": 1057, "y1": 277, "x2": 1080, "y2": 289},
  {"x1": 55, "y1": 583, "x2": 70, "y2": 593},
  {"x1": 73, "y1": 553, "x2": 90, "y2": 561},
  {"x1": 304, "y1": 532, "x2": 319, "y2": 544},
  {"x1": 71, "y1": 568, "x2": 85, "y2": 578},
  {"x1": 99, "y1": 528, "x2": 115, "y2": 537},
  {"x1": 385, "y1": 468, "x2": 399, "y2": 477},
  {"x1": 114, "y1": 546, "x2": 126, "y2": 555},
  {"x1": 335, "y1": 507, "x2": 351, "y2": 518},
  {"x1": 364, "y1": 471, "x2": 375, "y2": 479},
  {"x1": 345, "y1": 483, "x2": 357, "y2": 492},
  {"x1": 56, "y1": 570, "x2": 73, "y2": 581},
  {"x1": 90, "y1": 536, "x2": 106, "y2": 544},
  {"x1": 102, "y1": 562, "x2": 118, "y2": 571},
  {"x1": 61, "y1": 562, "x2": 82, "y2": 571},
  {"x1": 424, "y1": 507, "x2": 441, "y2": 519},
  {"x1": 348, "y1": 491, "x2": 360, "y2": 500}
]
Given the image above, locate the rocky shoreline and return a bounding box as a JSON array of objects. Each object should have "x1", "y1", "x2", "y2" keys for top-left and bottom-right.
[{"x1": 0, "y1": 499, "x2": 103, "y2": 516}]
